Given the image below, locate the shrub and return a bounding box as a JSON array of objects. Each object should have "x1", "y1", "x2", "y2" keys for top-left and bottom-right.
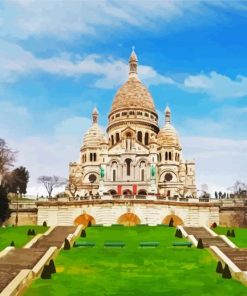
[
  {"x1": 27, "y1": 229, "x2": 32, "y2": 236},
  {"x1": 48, "y1": 259, "x2": 56, "y2": 274},
  {"x1": 231, "y1": 229, "x2": 235, "y2": 237},
  {"x1": 64, "y1": 238, "x2": 71, "y2": 250},
  {"x1": 222, "y1": 264, "x2": 232, "y2": 279},
  {"x1": 175, "y1": 229, "x2": 182, "y2": 238},
  {"x1": 31, "y1": 229, "x2": 36, "y2": 236},
  {"x1": 197, "y1": 238, "x2": 204, "y2": 249},
  {"x1": 169, "y1": 218, "x2": 174, "y2": 227},
  {"x1": 226, "y1": 230, "x2": 231, "y2": 237},
  {"x1": 81, "y1": 230, "x2": 86, "y2": 237},
  {"x1": 10, "y1": 241, "x2": 15, "y2": 247},
  {"x1": 216, "y1": 261, "x2": 223, "y2": 273},
  {"x1": 43, "y1": 221, "x2": 47, "y2": 227},
  {"x1": 211, "y1": 222, "x2": 217, "y2": 228},
  {"x1": 41, "y1": 265, "x2": 51, "y2": 279}
]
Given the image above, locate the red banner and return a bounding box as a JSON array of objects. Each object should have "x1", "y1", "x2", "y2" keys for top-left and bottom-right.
[
  {"x1": 133, "y1": 184, "x2": 137, "y2": 195},
  {"x1": 117, "y1": 185, "x2": 122, "y2": 195}
]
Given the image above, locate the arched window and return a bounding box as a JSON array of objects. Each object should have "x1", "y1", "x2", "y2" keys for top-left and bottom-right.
[
  {"x1": 125, "y1": 158, "x2": 132, "y2": 176},
  {"x1": 165, "y1": 152, "x2": 168, "y2": 161},
  {"x1": 169, "y1": 152, "x2": 172, "y2": 160},
  {"x1": 137, "y1": 131, "x2": 142, "y2": 143},
  {"x1": 94, "y1": 153, "x2": 97, "y2": 161},
  {"x1": 116, "y1": 133, "x2": 120, "y2": 143},
  {"x1": 141, "y1": 169, "x2": 145, "y2": 181},
  {"x1": 167, "y1": 190, "x2": 171, "y2": 197},
  {"x1": 145, "y1": 133, "x2": 149, "y2": 145},
  {"x1": 159, "y1": 153, "x2": 162, "y2": 161},
  {"x1": 111, "y1": 135, "x2": 114, "y2": 146},
  {"x1": 177, "y1": 154, "x2": 179, "y2": 161},
  {"x1": 90, "y1": 153, "x2": 93, "y2": 162},
  {"x1": 113, "y1": 170, "x2": 116, "y2": 181}
]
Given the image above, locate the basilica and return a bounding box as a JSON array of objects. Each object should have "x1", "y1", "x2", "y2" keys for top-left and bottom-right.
[{"x1": 67, "y1": 50, "x2": 196, "y2": 198}]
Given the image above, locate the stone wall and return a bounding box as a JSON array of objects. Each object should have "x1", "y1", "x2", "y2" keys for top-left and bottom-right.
[
  {"x1": 37, "y1": 200, "x2": 220, "y2": 227},
  {"x1": 219, "y1": 207, "x2": 247, "y2": 227},
  {"x1": 6, "y1": 210, "x2": 37, "y2": 226}
]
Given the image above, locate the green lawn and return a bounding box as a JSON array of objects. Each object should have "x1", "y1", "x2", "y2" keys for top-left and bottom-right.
[
  {"x1": 214, "y1": 227, "x2": 247, "y2": 248},
  {"x1": 0, "y1": 225, "x2": 48, "y2": 250},
  {"x1": 25, "y1": 226, "x2": 246, "y2": 296}
]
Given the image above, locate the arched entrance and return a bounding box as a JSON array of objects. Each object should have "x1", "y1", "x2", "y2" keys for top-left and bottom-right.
[
  {"x1": 123, "y1": 189, "x2": 132, "y2": 195},
  {"x1": 138, "y1": 189, "x2": 147, "y2": 195},
  {"x1": 74, "y1": 214, "x2": 96, "y2": 227},
  {"x1": 108, "y1": 189, "x2": 117, "y2": 195},
  {"x1": 117, "y1": 213, "x2": 141, "y2": 226},
  {"x1": 162, "y1": 215, "x2": 183, "y2": 226}
]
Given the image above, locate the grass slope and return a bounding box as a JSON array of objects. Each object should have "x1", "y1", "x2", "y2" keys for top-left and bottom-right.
[
  {"x1": 25, "y1": 226, "x2": 247, "y2": 296},
  {"x1": 0, "y1": 225, "x2": 48, "y2": 250},
  {"x1": 214, "y1": 227, "x2": 247, "y2": 248}
]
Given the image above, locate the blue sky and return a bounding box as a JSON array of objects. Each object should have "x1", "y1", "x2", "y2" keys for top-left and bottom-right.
[{"x1": 0, "y1": 0, "x2": 247, "y2": 195}]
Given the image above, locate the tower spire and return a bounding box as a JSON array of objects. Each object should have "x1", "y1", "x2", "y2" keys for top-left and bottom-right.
[
  {"x1": 92, "y1": 107, "x2": 98, "y2": 124},
  {"x1": 129, "y1": 46, "x2": 138, "y2": 78},
  {"x1": 165, "y1": 106, "x2": 171, "y2": 125}
]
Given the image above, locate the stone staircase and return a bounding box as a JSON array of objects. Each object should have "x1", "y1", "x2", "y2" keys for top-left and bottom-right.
[
  {"x1": 183, "y1": 227, "x2": 229, "y2": 248},
  {"x1": 0, "y1": 226, "x2": 77, "y2": 293}
]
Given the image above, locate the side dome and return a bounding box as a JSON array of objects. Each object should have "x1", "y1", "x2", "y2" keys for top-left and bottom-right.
[
  {"x1": 82, "y1": 108, "x2": 104, "y2": 148},
  {"x1": 157, "y1": 106, "x2": 181, "y2": 149},
  {"x1": 111, "y1": 77, "x2": 156, "y2": 113}
]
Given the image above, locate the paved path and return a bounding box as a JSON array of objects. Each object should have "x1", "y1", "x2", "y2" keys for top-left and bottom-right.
[
  {"x1": 0, "y1": 226, "x2": 76, "y2": 293},
  {"x1": 184, "y1": 226, "x2": 247, "y2": 272}
]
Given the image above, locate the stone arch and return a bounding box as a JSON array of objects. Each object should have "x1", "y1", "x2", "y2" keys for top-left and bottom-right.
[
  {"x1": 162, "y1": 214, "x2": 183, "y2": 226},
  {"x1": 123, "y1": 189, "x2": 132, "y2": 195},
  {"x1": 138, "y1": 189, "x2": 147, "y2": 195},
  {"x1": 74, "y1": 214, "x2": 96, "y2": 227},
  {"x1": 117, "y1": 213, "x2": 141, "y2": 226}
]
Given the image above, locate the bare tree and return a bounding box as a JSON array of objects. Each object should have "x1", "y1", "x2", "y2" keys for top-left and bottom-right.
[
  {"x1": 38, "y1": 176, "x2": 67, "y2": 198},
  {"x1": 228, "y1": 181, "x2": 247, "y2": 198},
  {"x1": 0, "y1": 139, "x2": 17, "y2": 185}
]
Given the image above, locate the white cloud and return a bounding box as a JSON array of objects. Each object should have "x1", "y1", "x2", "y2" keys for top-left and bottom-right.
[
  {"x1": 1, "y1": 1, "x2": 247, "y2": 40},
  {"x1": 0, "y1": 40, "x2": 174, "y2": 88},
  {"x1": 182, "y1": 136, "x2": 247, "y2": 195},
  {"x1": 183, "y1": 71, "x2": 247, "y2": 100}
]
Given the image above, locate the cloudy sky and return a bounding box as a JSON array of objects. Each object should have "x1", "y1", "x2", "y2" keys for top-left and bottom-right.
[{"x1": 0, "y1": 0, "x2": 247, "y2": 196}]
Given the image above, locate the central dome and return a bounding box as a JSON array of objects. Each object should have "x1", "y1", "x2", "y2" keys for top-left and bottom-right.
[
  {"x1": 110, "y1": 49, "x2": 157, "y2": 115},
  {"x1": 111, "y1": 76, "x2": 156, "y2": 113}
]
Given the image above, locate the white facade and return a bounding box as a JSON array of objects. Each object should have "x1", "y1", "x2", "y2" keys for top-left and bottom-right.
[{"x1": 67, "y1": 50, "x2": 196, "y2": 198}]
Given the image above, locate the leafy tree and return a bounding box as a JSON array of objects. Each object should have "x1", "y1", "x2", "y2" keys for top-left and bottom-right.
[
  {"x1": 8, "y1": 166, "x2": 29, "y2": 195},
  {"x1": 231, "y1": 229, "x2": 235, "y2": 237},
  {"x1": 0, "y1": 139, "x2": 17, "y2": 185},
  {"x1": 41, "y1": 265, "x2": 51, "y2": 279},
  {"x1": 215, "y1": 192, "x2": 218, "y2": 199},
  {"x1": 37, "y1": 175, "x2": 67, "y2": 198},
  {"x1": 0, "y1": 185, "x2": 10, "y2": 226}
]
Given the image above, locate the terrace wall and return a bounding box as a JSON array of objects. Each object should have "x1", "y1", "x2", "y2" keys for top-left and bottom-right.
[{"x1": 36, "y1": 200, "x2": 220, "y2": 227}]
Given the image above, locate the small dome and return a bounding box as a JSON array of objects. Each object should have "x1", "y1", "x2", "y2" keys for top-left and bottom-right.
[
  {"x1": 157, "y1": 123, "x2": 181, "y2": 148},
  {"x1": 111, "y1": 77, "x2": 156, "y2": 113},
  {"x1": 83, "y1": 124, "x2": 104, "y2": 147}
]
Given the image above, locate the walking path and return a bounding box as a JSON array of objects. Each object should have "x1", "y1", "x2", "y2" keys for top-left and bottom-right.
[{"x1": 0, "y1": 226, "x2": 76, "y2": 294}]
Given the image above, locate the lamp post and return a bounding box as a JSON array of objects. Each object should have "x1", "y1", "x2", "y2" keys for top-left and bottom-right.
[{"x1": 15, "y1": 186, "x2": 20, "y2": 226}]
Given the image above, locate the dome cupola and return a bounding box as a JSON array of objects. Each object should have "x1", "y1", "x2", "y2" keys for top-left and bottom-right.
[
  {"x1": 157, "y1": 106, "x2": 181, "y2": 149},
  {"x1": 82, "y1": 108, "x2": 104, "y2": 148}
]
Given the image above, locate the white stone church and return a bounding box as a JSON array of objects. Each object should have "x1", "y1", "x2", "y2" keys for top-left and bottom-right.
[{"x1": 67, "y1": 50, "x2": 196, "y2": 198}]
